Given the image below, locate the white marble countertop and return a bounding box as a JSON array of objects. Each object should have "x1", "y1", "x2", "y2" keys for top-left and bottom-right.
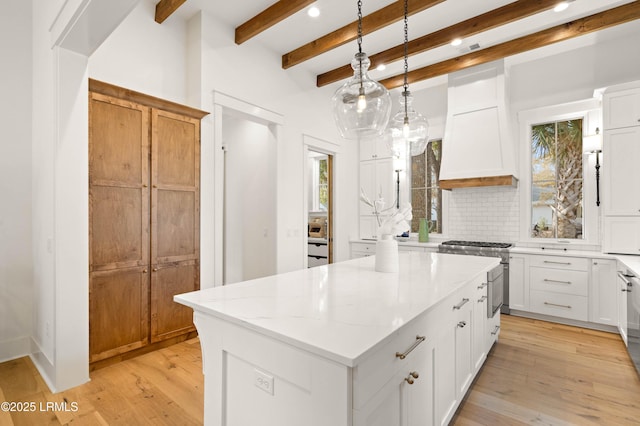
[
  {"x1": 509, "y1": 246, "x2": 616, "y2": 258},
  {"x1": 617, "y1": 255, "x2": 640, "y2": 277},
  {"x1": 175, "y1": 252, "x2": 499, "y2": 367},
  {"x1": 351, "y1": 238, "x2": 441, "y2": 250},
  {"x1": 509, "y1": 246, "x2": 640, "y2": 276}
]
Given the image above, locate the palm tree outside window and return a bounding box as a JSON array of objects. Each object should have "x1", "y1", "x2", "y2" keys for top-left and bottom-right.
[
  {"x1": 411, "y1": 140, "x2": 442, "y2": 233},
  {"x1": 530, "y1": 118, "x2": 583, "y2": 239}
]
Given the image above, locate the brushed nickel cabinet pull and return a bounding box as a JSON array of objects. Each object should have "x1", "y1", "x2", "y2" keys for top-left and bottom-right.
[
  {"x1": 457, "y1": 321, "x2": 467, "y2": 328},
  {"x1": 477, "y1": 283, "x2": 487, "y2": 289},
  {"x1": 478, "y1": 296, "x2": 487, "y2": 302},
  {"x1": 404, "y1": 371, "x2": 419, "y2": 384},
  {"x1": 491, "y1": 325, "x2": 500, "y2": 335},
  {"x1": 543, "y1": 278, "x2": 571, "y2": 285},
  {"x1": 544, "y1": 301, "x2": 571, "y2": 309},
  {"x1": 453, "y1": 298, "x2": 470, "y2": 310},
  {"x1": 395, "y1": 335, "x2": 426, "y2": 360},
  {"x1": 543, "y1": 260, "x2": 571, "y2": 265}
]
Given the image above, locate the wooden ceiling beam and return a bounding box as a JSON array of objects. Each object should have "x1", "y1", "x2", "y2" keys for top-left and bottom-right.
[
  {"x1": 282, "y1": 0, "x2": 445, "y2": 69},
  {"x1": 236, "y1": 0, "x2": 317, "y2": 44},
  {"x1": 377, "y1": 1, "x2": 640, "y2": 89},
  {"x1": 155, "y1": 0, "x2": 187, "y2": 24},
  {"x1": 317, "y1": 0, "x2": 562, "y2": 87}
]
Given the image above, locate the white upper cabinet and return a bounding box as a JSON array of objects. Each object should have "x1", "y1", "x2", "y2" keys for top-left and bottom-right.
[
  {"x1": 603, "y1": 87, "x2": 640, "y2": 130},
  {"x1": 360, "y1": 138, "x2": 393, "y2": 161},
  {"x1": 603, "y1": 217, "x2": 640, "y2": 255},
  {"x1": 603, "y1": 127, "x2": 640, "y2": 216},
  {"x1": 602, "y1": 83, "x2": 640, "y2": 254}
]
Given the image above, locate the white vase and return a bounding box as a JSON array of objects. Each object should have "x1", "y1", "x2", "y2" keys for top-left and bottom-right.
[{"x1": 375, "y1": 234, "x2": 399, "y2": 273}]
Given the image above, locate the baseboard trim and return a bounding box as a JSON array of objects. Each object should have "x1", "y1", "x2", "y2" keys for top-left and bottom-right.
[
  {"x1": 508, "y1": 310, "x2": 619, "y2": 334},
  {"x1": 89, "y1": 331, "x2": 198, "y2": 371},
  {"x1": 29, "y1": 337, "x2": 57, "y2": 393}
]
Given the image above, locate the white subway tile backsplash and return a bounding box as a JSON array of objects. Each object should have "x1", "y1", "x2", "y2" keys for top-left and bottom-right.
[{"x1": 446, "y1": 186, "x2": 520, "y2": 243}]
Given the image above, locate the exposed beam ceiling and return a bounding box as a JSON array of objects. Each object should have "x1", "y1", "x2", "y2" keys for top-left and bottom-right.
[
  {"x1": 235, "y1": 0, "x2": 317, "y2": 44},
  {"x1": 155, "y1": 0, "x2": 187, "y2": 24},
  {"x1": 377, "y1": 1, "x2": 640, "y2": 89},
  {"x1": 282, "y1": 0, "x2": 446, "y2": 69},
  {"x1": 316, "y1": 0, "x2": 563, "y2": 87}
]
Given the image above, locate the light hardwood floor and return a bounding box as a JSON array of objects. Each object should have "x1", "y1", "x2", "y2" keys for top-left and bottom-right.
[{"x1": 1, "y1": 316, "x2": 639, "y2": 425}]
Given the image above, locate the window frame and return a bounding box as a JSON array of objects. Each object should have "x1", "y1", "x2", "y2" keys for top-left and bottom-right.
[
  {"x1": 310, "y1": 155, "x2": 328, "y2": 212},
  {"x1": 518, "y1": 99, "x2": 601, "y2": 247},
  {"x1": 408, "y1": 137, "x2": 449, "y2": 236}
]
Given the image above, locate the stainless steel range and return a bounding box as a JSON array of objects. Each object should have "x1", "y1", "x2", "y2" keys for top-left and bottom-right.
[{"x1": 438, "y1": 240, "x2": 513, "y2": 315}]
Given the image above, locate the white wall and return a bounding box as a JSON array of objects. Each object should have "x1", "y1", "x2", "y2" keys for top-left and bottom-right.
[
  {"x1": 193, "y1": 10, "x2": 358, "y2": 277},
  {"x1": 0, "y1": 0, "x2": 33, "y2": 362},
  {"x1": 223, "y1": 115, "x2": 277, "y2": 283}
]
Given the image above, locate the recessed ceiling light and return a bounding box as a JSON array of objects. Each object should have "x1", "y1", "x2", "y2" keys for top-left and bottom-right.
[
  {"x1": 451, "y1": 38, "x2": 462, "y2": 47},
  {"x1": 553, "y1": 1, "x2": 569, "y2": 12},
  {"x1": 308, "y1": 6, "x2": 320, "y2": 18},
  {"x1": 376, "y1": 64, "x2": 386, "y2": 71}
]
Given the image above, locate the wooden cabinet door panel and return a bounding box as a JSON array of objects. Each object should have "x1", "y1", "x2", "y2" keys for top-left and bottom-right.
[
  {"x1": 89, "y1": 93, "x2": 150, "y2": 272},
  {"x1": 90, "y1": 185, "x2": 149, "y2": 270},
  {"x1": 151, "y1": 108, "x2": 200, "y2": 264},
  {"x1": 151, "y1": 261, "x2": 198, "y2": 342},
  {"x1": 154, "y1": 111, "x2": 199, "y2": 187},
  {"x1": 89, "y1": 267, "x2": 149, "y2": 362},
  {"x1": 154, "y1": 189, "x2": 197, "y2": 261},
  {"x1": 89, "y1": 93, "x2": 149, "y2": 186}
]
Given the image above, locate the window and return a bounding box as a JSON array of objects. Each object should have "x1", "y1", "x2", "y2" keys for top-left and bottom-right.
[
  {"x1": 530, "y1": 118, "x2": 583, "y2": 239},
  {"x1": 311, "y1": 156, "x2": 328, "y2": 212},
  {"x1": 410, "y1": 140, "x2": 443, "y2": 233}
]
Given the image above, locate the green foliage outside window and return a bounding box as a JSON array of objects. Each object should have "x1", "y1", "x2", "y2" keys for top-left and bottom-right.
[{"x1": 531, "y1": 119, "x2": 583, "y2": 239}]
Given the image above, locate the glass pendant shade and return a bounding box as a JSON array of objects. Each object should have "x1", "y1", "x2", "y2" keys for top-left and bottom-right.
[
  {"x1": 332, "y1": 52, "x2": 392, "y2": 139},
  {"x1": 388, "y1": 91, "x2": 429, "y2": 156}
]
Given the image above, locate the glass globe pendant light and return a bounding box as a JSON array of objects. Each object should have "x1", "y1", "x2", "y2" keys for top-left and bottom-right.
[
  {"x1": 387, "y1": 0, "x2": 429, "y2": 156},
  {"x1": 332, "y1": 0, "x2": 391, "y2": 139}
]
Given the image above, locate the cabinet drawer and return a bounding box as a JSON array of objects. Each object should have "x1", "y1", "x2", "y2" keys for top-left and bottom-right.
[
  {"x1": 308, "y1": 242, "x2": 328, "y2": 257},
  {"x1": 398, "y1": 245, "x2": 425, "y2": 252},
  {"x1": 308, "y1": 256, "x2": 327, "y2": 267},
  {"x1": 530, "y1": 267, "x2": 588, "y2": 296},
  {"x1": 351, "y1": 243, "x2": 375, "y2": 254},
  {"x1": 352, "y1": 312, "x2": 435, "y2": 410},
  {"x1": 529, "y1": 255, "x2": 588, "y2": 271},
  {"x1": 530, "y1": 290, "x2": 588, "y2": 321}
]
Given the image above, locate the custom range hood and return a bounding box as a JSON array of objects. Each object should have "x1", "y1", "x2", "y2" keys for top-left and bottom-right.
[{"x1": 439, "y1": 60, "x2": 518, "y2": 190}]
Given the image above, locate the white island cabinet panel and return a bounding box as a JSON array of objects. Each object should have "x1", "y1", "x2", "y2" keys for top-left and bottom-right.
[{"x1": 176, "y1": 252, "x2": 499, "y2": 426}]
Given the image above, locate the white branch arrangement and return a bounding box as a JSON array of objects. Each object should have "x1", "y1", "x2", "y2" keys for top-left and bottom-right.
[{"x1": 360, "y1": 187, "x2": 413, "y2": 237}]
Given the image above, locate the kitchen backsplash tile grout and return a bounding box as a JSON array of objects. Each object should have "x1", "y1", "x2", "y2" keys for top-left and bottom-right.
[{"x1": 447, "y1": 186, "x2": 520, "y2": 243}]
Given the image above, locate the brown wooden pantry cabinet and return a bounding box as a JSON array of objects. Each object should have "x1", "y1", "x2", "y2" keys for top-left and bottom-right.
[{"x1": 88, "y1": 79, "x2": 208, "y2": 365}]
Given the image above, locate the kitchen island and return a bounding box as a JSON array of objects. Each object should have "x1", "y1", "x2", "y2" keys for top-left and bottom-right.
[{"x1": 175, "y1": 252, "x2": 500, "y2": 426}]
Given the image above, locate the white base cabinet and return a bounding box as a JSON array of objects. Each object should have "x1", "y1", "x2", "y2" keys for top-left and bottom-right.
[
  {"x1": 618, "y1": 269, "x2": 629, "y2": 346},
  {"x1": 508, "y1": 254, "x2": 528, "y2": 311},
  {"x1": 194, "y1": 272, "x2": 497, "y2": 426},
  {"x1": 590, "y1": 259, "x2": 618, "y2": 326},
  {"x1": 509, "y1": 252, "x2": 620, "y2": 328}
]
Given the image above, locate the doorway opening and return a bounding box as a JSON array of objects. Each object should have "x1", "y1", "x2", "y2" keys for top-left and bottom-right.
[
  {"x1": 306, "y1": 150, "x2": 333, "y2": 267},
  {"x1": 222, "y1": 112, "x2": 277, "y2": 284}
]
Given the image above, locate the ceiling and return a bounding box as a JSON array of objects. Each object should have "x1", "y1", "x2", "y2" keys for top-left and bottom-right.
[{"x1": 161, "y1": 0, "x2": 640, "y2": 92}]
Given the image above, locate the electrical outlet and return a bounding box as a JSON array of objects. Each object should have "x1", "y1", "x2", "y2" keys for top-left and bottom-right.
[{"x1": 254, "y1": 369, "x2": 274, "y2": 395}]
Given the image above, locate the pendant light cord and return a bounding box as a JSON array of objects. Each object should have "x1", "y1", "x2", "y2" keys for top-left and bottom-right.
[
  {"x1": 357, "y1": 0, "x2": 364, "y2": 92},
  {"x1": 357, "y1": 0, "x2": 363, "y2": 55},
  {"x1": 403, "y1": 0, "x2": 409, "y2": 120}
]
